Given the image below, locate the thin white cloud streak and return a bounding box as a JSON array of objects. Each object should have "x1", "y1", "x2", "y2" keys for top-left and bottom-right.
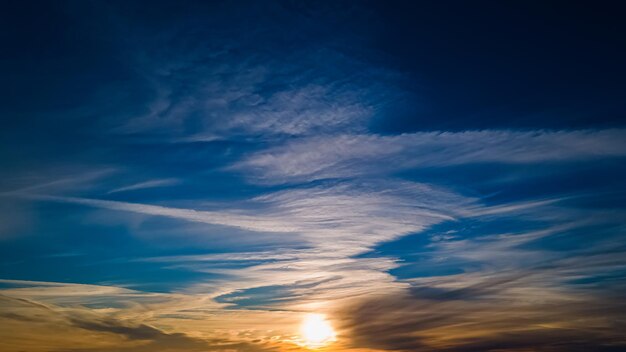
[
  {"x1": 40, "y1": 180, "x2": 474, "y2": 253},
  {"x1": 29, "y1": 195, "x2": 301, "y2": 233},
  {"x1": 29, "y1": 179, "x2": 473, "y2": 254},
  {"x1": 142, "y1": 250, "x2": 319, "y2": 263},
  {"x1": 233, "y1": 129, "x2": 626, "y2": 183},
  {"x1": 1, "y1": 168, "x2": 117, "y2": 196},
  {"x1": 0, "y1": 279, "x2": 144, "y2": 300},
  {"x1": 459, "y1": 197, "x2": 567, "y2": 218},
  {"x1": 107, "y1": 178, "x2": 181, "y2": 194}
]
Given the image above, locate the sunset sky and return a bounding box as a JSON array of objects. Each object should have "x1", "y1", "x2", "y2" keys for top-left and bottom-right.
[{"x1": 1, "y1": 1, "x2": 626, "y2": 351}]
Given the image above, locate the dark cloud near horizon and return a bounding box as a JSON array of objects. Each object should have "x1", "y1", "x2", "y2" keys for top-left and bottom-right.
[{"x1": 338, "y1": 270, "x2": 626, "y2": 352}]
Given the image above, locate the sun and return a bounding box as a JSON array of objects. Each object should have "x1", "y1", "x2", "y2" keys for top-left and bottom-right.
[{"x1": 299, "y1": 313, "x2": 336, "y2": 349}]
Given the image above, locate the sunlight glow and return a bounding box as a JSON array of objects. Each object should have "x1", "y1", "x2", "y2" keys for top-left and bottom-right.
[{"x1": 299, "y1": 314, "x2": 336, "y2": 349}]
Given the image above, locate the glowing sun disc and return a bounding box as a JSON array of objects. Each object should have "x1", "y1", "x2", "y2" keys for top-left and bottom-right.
[{"x1": 299, "y1": 314, "x2": 336, "y2": 348}]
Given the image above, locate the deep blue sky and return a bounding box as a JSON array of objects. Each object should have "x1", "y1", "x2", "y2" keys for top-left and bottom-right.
[{"x1": 1, "y1": 1, "x2": 626, "y2": 352}]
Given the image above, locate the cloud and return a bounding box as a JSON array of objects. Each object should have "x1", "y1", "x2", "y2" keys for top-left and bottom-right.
[
  {"x1": 0, "y1": 279, "x2": 304, "y2": 351},
  {"x1": 27, "y1": 179, "x2": 474, "y2": 254},
  {"x1": 26, "y1": 194, "x2": 300, "y2": 233},
  {"x1": 336, "y1": 270, "x2": 626, "y2": 352},
  {"x1": 213, "y1": 81, "x2": 375, "y2": 137},
  {"x1": 122, "y1": 57, "x2": 386, "y2": 139},
  {"x1": 328, "y1": 199, "x2": 626, "y2": 351},
  {"x1": 107, "y1": 178, "x2": 181, "y2": 194},
  {"x1": 20, "y1": 175, "x2": 615, "y2": 314},
  {"x1": 5, "y1": 2, "x2": 626, "y2": 352},
  {"x1": 0, "y1": 293, "x2": 275, "y2": 352},
  {"x1": 17, "y1": 179, "x2": 476, "y2": 306},
  {"x1": 233, "y1": 129, "x2": 626, "y2": 184},
  {"x1": 1, "y1": 168, "x2": 117, "y2": 196},
  {"x1": 113, "y1": 13, "x2": 397, "y2": 140}
]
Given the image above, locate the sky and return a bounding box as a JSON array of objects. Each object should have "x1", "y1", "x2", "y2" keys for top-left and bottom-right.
[{"x1": 1, "y1": 1, "x2": 626, "y2": 351}]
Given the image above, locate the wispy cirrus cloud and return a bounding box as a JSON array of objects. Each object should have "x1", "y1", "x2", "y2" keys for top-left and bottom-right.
[
  {"x1": 118, "y1": 61, "x2": 380, "y2": 139},
  {"x1": 107, "y1": 178, "x2": 181, "y2": 194},
  {"x1": 233, "y1": 129, "x2": 626, "y2": 184},
  {"x1": 28, "y1": 179, "x2": 474, "y2": 254},
  {"x1": 10, "y1": 179, "x2": 476, "y2": 307},
  {"x1": 113, "y1": 13, "x2": 398, "y2": 141}
]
